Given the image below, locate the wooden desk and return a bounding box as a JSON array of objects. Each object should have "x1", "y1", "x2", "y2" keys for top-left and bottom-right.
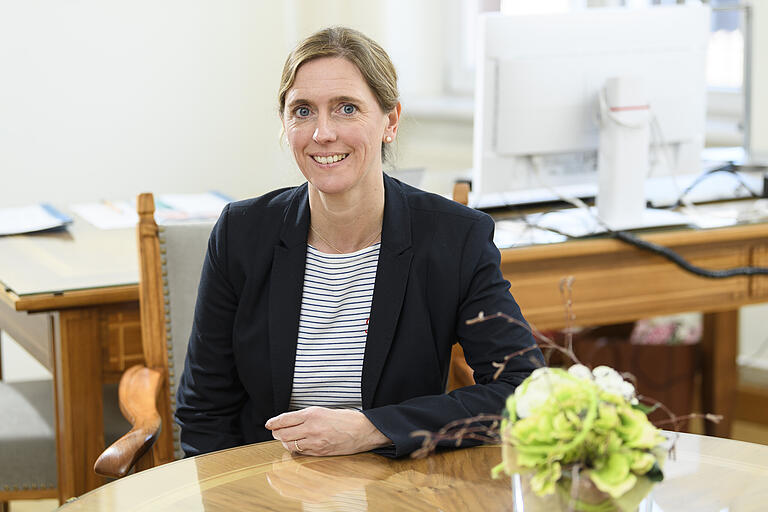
[
  {"x1": 499, "y1": 221, "x2": 768, "y2": 438},
  {"x1": 2, "y1": 211, "x2": 767, "y2": 503},
  {"x1": 58, "y1": 434, "x2": 768, "y2": 511},
  {"x1": 0, "y1": 216, "x2": 142, "y2": 503}
]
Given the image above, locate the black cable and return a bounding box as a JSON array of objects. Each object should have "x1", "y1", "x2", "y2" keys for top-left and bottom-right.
[
  {"x1": 612, "y1": 230, "x2": 768, "y2": 278},
  {"x1": 670, "y1": 163, "x2": 761, "y2": 209},
  {"x1": 519, "y1": 157, "x2": 768, "y2": 278}
]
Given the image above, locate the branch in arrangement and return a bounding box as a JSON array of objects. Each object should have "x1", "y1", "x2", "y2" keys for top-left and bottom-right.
[
  {"x1": 410, "y1": 414, "x2": 504, "y2": 458},
  {"x1": 467, "y1": 310, "x2": 583, "y2": 379},
  {"x1": 651, "y1": 413, "x2": 723, "y2": 429},
  {"x1": 636, "y1": 393, "x2": 723, "y2": 436}
]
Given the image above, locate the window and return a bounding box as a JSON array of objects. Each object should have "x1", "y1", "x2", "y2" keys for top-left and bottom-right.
[{"x1": 444, "y1": 0, "x2": 500, "y2": 96}]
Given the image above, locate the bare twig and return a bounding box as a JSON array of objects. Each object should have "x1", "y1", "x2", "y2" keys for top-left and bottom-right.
[
  {"x1": 410, "y1": 414, "x2": 504, "y2": 458},
  {"x1": 468, "y1": 311, "x2": 583, "y2": 380}
]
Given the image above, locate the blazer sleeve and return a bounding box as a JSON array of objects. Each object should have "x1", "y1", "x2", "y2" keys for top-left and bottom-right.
[
  {"x1": 175, "y1": 204, "x2": 248, "y2": 456},
  {"x1": 362, "y1": 214, "x2": 543, "y2": 457}
]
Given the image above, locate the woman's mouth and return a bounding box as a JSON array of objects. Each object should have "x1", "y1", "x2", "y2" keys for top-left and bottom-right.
[{"x1": 311, "y1": 153, "x2": 349, "y2": 165}]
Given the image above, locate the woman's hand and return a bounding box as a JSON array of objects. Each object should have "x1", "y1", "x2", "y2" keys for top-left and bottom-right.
[{"x1": 265, "y1": 407, "x2": 391, "y2": 456}]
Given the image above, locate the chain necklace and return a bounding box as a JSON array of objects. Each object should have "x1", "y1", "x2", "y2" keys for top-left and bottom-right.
[{"x1": 309, "y1": 224, "x2": 381, "y2": 254}]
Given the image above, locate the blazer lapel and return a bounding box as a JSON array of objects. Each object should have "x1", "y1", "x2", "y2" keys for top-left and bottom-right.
[
  {"x1": 362, "y1": 175, "x2": 413, "y2": 409},
  {"x1": 268, "y1": 185, "x2": 310, "y2": 413}
]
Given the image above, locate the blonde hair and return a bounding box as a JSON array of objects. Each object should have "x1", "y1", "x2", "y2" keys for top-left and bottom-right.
[{"x1": 278, "y1": 26, "x2": 399, "y2": 163}]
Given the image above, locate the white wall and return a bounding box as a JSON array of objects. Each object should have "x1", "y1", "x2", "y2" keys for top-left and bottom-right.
[
  {"x1": 0, "y1": 1, "x2": 302, "y2": 206},
  {"x1": 0, "y1": 332, "x2": 51, "y2": 382}
]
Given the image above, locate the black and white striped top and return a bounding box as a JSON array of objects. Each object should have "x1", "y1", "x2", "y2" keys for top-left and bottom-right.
[{"x1": 288, "y1": 243, "x2": 381, "y2": 411}]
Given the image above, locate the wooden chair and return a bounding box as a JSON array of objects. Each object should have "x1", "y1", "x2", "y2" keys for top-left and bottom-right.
[
  {"x1": 94, "y1": 193, "x2": 215, "y2": 477},
  {"x1": 447, "y1": 181, "x2": 476, "y2": 391}
]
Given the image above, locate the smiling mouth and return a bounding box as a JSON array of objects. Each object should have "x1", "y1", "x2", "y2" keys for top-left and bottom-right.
[{"x1": 312, "y1": 153, "x2": 349, "y2": 165}]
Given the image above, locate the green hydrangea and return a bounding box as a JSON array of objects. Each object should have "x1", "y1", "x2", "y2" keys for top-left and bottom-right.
[{"x1": 493, "y1": 366, "x2": 666, "y2": 509}]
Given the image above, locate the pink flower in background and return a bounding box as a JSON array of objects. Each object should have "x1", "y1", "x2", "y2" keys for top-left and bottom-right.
[{"x1": 631, "y1": 319, "x2": 701, "y2": 346}]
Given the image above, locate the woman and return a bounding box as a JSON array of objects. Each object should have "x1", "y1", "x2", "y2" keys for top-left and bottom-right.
[{"x1": 175, "y1": 26, "x2": 542, "y2": 458}]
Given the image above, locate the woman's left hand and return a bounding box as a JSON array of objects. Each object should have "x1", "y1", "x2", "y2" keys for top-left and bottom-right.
[{"x1": 265, "y1": 407, "x2": 391, "y2": 456}]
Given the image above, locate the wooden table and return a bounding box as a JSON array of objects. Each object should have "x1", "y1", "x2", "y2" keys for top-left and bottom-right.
[
  {"x1": 2, "y1": 209, "x2": 767, "y2": 503},
  {"x1": 58, "y1": 434, "x2": 768, "y2": 511},
  {"x1": 0, "y1": 215, "x2": 141, "y2": 503},
  {"x1": 498, "y1": 220, "x2": 768, "y2": 438}
]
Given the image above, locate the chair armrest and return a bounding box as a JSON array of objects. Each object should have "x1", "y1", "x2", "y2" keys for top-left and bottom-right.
[{"x1": 94, "y1": 365, "x2": 164, "y2": 478}]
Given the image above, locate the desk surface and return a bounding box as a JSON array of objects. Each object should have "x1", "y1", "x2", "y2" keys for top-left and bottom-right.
[
  {"x1": 2, "y1": 202, "x2": 767, "y2": 315},
  {"x1": 60, "y1": 434, "x2": 768, "y2": 511},
  {"x1": 0, "y1": 210, "x2": 137, "y2": 311}
]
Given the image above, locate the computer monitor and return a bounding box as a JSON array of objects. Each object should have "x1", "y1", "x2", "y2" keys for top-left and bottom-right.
[{"x1": 472, "y1": 4, "x2": 711, "y2": 208}]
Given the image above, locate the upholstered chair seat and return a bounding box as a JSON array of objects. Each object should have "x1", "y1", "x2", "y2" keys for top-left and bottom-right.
[
  {"x1": 0, "y1": 380, "x2": 56, "y2": 494},
  {"x1": 1, "y1": 379, "x2": 130, "y2": 501}
]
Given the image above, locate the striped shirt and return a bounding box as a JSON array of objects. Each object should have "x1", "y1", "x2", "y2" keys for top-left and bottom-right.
[{"x1": 288, "y1": 243, "x2": 381, "y2": 411}]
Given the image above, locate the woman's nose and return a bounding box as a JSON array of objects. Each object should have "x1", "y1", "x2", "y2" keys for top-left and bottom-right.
[{"x1": 312, "y1": 115, "x2": 337, "y2": 144}]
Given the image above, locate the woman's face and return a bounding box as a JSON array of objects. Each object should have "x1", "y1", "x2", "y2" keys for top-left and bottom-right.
[{"x1": 282, "y1": 57, "x2": 399, "y2": 198}]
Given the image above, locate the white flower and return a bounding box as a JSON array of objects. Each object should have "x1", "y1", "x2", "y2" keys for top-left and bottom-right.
[
  {"x1": 592, "y1": 365, "x2": 638, "y2": 405},
  {"x1": 515, "y1": 368, "x2": 570, "y2": 418},
  {"x1": 516, "y1": 365, "x2": 639, "y2": 419},
  {"x1": 567, "y1": 364, "x2": 593, "y2": 381},
  {"x1": 566, "y1": 364, "x2": 638, "y2": 405}
]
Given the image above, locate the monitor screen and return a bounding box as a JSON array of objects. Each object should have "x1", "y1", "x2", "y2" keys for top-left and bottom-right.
[{"x1": 472, "y1": 5, "x2": 710, "y2": 207}]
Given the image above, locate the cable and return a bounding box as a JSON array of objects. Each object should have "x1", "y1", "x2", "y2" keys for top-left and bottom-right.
[
  {"x1": 668, "y1": 163, "x2": 761, "y2": 209},
  {"x1": 648, "y1": 112, "x2": 695, "y2": 210},
  {"x1": 526, "y1": 156, "x2": 768, "y2": 279},
  {"x1": 612, "y1": 230, "x2": 768, "y2": 278}
]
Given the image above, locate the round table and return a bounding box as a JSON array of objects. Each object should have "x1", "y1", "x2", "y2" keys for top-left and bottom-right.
[{"x1": 60, "y1": 432, "x2": 768, "y2": 511}]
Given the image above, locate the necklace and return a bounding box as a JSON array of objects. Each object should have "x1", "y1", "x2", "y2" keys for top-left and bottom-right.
[{"x1": 310, "y1": 225, "x2": 381, "y2": 254}]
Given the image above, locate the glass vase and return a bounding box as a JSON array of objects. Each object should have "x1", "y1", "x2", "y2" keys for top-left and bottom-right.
[{"x1": 511, "y1": 473, "x2": 655, "y2": 512}]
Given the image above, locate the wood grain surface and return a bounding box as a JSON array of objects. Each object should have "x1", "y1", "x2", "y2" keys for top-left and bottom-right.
[{"x1": 59, "y1": 433, "x2": 768, "y2": 511}]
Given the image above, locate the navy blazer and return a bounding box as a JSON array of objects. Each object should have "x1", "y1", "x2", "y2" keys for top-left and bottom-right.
[{"x1": 176, "y1": 174, "x2": 542, "y2": 457}]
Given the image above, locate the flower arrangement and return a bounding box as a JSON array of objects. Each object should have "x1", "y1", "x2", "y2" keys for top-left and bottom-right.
[
  {"x1": 494, "y1": 364, "x2": 667, "y2": 511},
  {"x1": 413, "y1": 279, "x2": 720, "y2": 511}
]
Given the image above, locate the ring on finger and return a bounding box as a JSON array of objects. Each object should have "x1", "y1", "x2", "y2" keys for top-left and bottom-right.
[{"x1": 294, "y1": 439, "x2": 304, "y2": 453}]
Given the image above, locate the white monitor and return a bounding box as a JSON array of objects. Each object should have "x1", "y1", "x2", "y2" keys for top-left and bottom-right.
[{"x1": 472, "y1": 4, "x2": 710, "y2": 208}]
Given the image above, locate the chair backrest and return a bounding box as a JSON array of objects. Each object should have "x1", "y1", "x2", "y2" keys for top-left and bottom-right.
[
  {"x1": 136, "y1": 193, "x2": 215, "y2": 463},
  {"x1": 447, "y1": 182, "x2": 475, "y2": 391}
]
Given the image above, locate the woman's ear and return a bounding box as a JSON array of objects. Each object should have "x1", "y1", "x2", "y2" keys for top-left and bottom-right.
[{"x1": 384, "y1": 102, "x2": 401, "y2": 141}]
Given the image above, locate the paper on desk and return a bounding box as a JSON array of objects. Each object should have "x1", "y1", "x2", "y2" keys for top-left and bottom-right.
[
  {"x1": 0, "y1": 204, "x2": 72, "y2": 236},
  {"x1": 526, "y1": 207, "x2": 690, "y2": 238},
  {"x1": 493, "y1": 219, "x2": 567, "y2": 248},
  {"x1": 155, "y1": 192, "x2": 231, "y2": 222},
  {"x1": 71, "y1": 192, "x2": 233, "y2": 229},
  {"x1": 680, "y1": 199, "x2": 768, "y2": 229},
  {"x1": 70, "y1": 201, "x2": 138, "y2": 229}
]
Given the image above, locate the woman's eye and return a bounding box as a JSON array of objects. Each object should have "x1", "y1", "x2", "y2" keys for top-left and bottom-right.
[
  {"x1": 341, "y1": 104, "x2": 356, "y2": 115},
  {"x1": 295, "y1": 106, "x2": 311, "y2": 118}
]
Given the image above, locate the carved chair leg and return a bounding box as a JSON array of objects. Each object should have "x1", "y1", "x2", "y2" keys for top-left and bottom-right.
[{"x1": 0, "y1": 500, "x2": 8, "y2": 512}]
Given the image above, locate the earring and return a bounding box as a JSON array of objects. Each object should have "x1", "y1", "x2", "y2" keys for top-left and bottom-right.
[{"x1": 385, "y1": 136, "x2": 393, "y2": 143}]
